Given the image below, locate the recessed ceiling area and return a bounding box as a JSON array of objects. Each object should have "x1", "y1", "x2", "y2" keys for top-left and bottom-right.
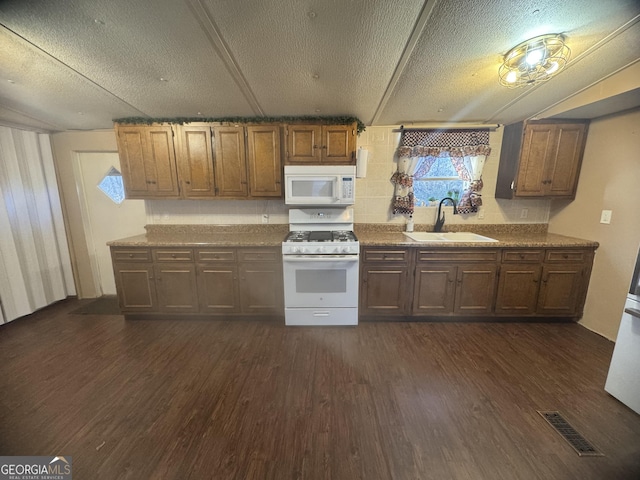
[{"x1": 0, "y1": 0, "x2": 638, "y2": 132}]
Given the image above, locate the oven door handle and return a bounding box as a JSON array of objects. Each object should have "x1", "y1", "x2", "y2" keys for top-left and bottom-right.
[{"x1": 283, "y1": 255, "x2": 359, "y2": 262}]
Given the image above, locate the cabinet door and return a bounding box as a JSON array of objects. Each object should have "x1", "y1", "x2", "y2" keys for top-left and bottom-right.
[
  {"x1": 413, "y1": 264, "x2": 456, "y2": 314},
  {"x1": 537, "y1": 264, "x2": 584, "y2": 316},
  {"x1": 239, "y1": 262, "x2": 283, "y2": 314},
  {"x1": 113, "y1": 262, "x2": 157, "y2": 312},
  {"x1": 515, "y1": 124, "x2": 554, "y2": 197},
  {"x1": 116, "y1": 126, "x2": 150, "y2": 197},
  {"x1": 213, "y1": 126, "x2": 248, "y2": 197},
  {"x1": 154, "y1": 263, "x2": 199, "y2": 313},
  {"x1": 544, "y1": 123, "x2": 587, "y2": 197},
  {"x1": 197, "y1": 264, "x2": 240, "y2": 313},
  {"x1": 360, "y1": 265, "x2": 409, "y2": 315},
  {"x1": 454, "y1": 264, "x2": 497, "y2": 315},
  {"x1": 286, "y1": 125, "x2": 322, "y2": 164},
  {"x1": 177, "y1": 126, "x2": 216, "y2": 198},
  {"x1": 246, "y1": 126, "x2": 282, "y2": 197},
  {"x1": 116, "y1": 125, "x2": 180, "y2": 198},
  {"x1": 495, "y1": 264, "x2": 541, "y2": 315},
  {"x1": 322, "y1": 124, "x2": 355, "y2": 164}
]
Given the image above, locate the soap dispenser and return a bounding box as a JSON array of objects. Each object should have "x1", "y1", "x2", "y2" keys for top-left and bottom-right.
[{"x1": 406, "y1": 215, "x2": 414, "y2": 233}]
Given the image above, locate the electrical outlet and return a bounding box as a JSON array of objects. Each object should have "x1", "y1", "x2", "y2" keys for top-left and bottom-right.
[
  {"x1": 262, "y1": 214, "x2": 269, "y2": 224},
  {"x1": 520, "y1": 208, "x2": 529, "y2": 219},
  {"x1": 477, "y1": 209, "x2": 485, "y2": 219},
  {"x1": 600, "y1": 210, "x2": 612, "y2": 224}
]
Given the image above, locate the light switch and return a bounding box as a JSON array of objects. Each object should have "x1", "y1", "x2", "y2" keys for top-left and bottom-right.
[{"x1": 600, "y1": 210, "x2": 612, "y2": 224}]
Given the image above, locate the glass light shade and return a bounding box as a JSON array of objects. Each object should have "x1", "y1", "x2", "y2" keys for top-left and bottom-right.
[{"x1": 498, "y1": 34, "x2": 570, "y2": 88}]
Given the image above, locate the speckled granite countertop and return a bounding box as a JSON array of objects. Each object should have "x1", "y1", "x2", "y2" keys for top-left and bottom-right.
[
  {"x1": 107, "y1": 224, "x2": 599, "y2": 249},
  {"x1": 354, "y1": 223, "x2": 598, "y2": 248},
  {"x1": 107, "y1": 224, "x2": 289, "y2": 247},
  {"x1": 354, "y1": 231, "x2": 599, "y2": 248}
]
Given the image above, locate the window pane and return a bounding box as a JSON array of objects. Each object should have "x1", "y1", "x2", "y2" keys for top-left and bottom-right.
[
  {"x1": 97, "y1": 166, "x2": 125, "y2": 204},
  {"x1": 427, "y1": 158, "x2": 458, "y2": 177},
  {"x1": 414, "y1": 180, "x2": 464, "y2": 205}
]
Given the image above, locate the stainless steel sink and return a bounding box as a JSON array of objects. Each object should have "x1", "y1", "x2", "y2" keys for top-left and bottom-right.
[{"x1": 403, "y1": 231, "x2": 498, "y2": 243}]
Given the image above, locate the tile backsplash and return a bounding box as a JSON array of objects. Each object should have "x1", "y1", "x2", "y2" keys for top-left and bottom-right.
[{"x1": 146, "y1": 125, "x2": 550, "y2": 226}]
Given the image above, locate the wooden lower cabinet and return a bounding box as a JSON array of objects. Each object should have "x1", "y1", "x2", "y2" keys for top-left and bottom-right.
[
  {"x1": 413, "y1": 262, "x2": 497, "y2": 315},
  {"x1": 154, "y1": 263, "x2": 199, "y2": 313},
  {"x1": 360, "y1": 248, "x2": 411, "y2": 315},
  {"x1": 413, "y1": 265, "x2": 456, "y2": 314},
  {"x1": 111, "y1": 246, "x2": 283, "y2": 317},
  {"x1": 361, "y1": 245, "x2": 593, "y2": 320},
  {"x1": 197, "y1": 263, "x2": 240, "y2": 313},
  {"x1": 113, "y1": 262, "x2": 157, "y2": 312},
  {"x1": 454, "y1": 264, "x2": 498, "y2": 314},
  {"x1": 537, "y1": 263, "x2": 585, "y2": 316},
  {"x1": 495, "y1": 249, "x2": 544, "y2": 315}
]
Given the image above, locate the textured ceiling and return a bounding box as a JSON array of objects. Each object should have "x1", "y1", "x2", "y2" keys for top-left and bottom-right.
[{"x1": 0, "y1": 0, "x2": 638, "y2": 132}]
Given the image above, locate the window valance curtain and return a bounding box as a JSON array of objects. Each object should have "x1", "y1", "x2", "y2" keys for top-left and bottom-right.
[{"x1": 391, "y1": 129, "x2": 491, "y2": 215}]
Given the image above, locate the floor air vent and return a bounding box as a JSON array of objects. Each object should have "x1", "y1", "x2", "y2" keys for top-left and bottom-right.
[{"x1": 538, "y1": 411, "x2": 603, "y2": 457}]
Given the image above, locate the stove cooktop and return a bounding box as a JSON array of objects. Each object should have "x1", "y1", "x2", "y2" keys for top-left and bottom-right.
[
  {"x1": 284, "y1": 230, "x2": 358, "y2": 243},
  {"x1": 282, "y1": 230, "x2": 359, "y2": 255}
]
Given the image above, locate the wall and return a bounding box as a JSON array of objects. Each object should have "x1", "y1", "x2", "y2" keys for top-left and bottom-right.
[
  {"x1": 548, "y1": 108, "x2": 640, "y2": 340},
  {"x1": 354, "y1": 125, "x2": 550, "y2": 226}
]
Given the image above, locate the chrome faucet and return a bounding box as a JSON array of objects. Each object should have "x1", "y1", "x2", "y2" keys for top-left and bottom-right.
[{"x1": 434, "y1": 197, "x2": 458, "y2": 232}]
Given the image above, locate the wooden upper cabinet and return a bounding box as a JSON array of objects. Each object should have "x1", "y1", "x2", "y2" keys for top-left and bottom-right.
[
  {"x1": 495, "y1": 119, "x2": 589, "y2": 199},
  {"x1": 116, "y1": 122, "x2": 284, "y2": 199},
  {"x1": 286, "y1": 125, "x2": 321, "y2": 163},
  {"x1": 176, "y1": 126, "x2": 216, "y2": 198},
  {"x1": 213, "y1": 126, "x2": 248, "y2": 197},
  {"x1": 116, "y1": 125, "x2": 180, "y2": 198},
  {"x1": 323, "y1": 124, "x2": 355, "y2": 164},
  {"x1": 246, "y1": 126, "x2": 282, "y2": 197},
  {"x1": 285, "y1": 123, "x2": 356, "y2": 165}
]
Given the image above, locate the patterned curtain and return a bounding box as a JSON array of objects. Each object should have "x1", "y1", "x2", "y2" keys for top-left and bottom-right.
[{"x1": 391, "y1": 129, "x2": 491, "y2": 215}]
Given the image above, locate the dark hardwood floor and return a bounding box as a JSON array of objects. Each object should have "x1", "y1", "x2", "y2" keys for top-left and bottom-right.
[{"x1": 1, "y1": 298, "x2": 639, "y2": 480}]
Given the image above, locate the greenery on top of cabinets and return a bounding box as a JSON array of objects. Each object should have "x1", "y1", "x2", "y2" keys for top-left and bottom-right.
[{"x1": 114, "y1": 115, "x2": 366, "y2": 135}]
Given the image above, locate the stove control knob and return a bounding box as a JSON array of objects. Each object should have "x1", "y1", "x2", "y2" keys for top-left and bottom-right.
[
  {"x1": 317, "y1": 246, "x2": 325, "y2": 253},
  {"x1": 293, "y1": 247, "x2": 301, "y2": 254},
  {"x1": 342, "y1": 246, "x2": 352, "y2": 253}
]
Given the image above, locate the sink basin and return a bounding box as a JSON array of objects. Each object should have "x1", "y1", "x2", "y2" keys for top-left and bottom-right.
[{"x1": 403, "y1": 232, "x2": 498, "y2": 243}]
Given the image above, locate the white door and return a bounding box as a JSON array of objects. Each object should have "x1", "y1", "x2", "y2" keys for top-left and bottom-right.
[{"x1": 76, "y1": 152, "x2": 146, "y2": 295}]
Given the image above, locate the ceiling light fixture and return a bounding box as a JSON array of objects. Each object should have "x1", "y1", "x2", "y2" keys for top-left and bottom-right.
[{"x1": 498, "y1": 34, "x2": 570, "y2": 88}]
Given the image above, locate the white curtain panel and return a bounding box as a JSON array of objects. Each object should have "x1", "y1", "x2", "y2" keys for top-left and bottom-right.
[{"x1": 0, "y1": 126, "x2": 75, "y2": 323}]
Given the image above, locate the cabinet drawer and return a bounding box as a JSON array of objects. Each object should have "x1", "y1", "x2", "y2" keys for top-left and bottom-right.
[
  {"x1": 153, "y1": 249, "x2": 194, "y2": 262},
  {"x1": 238, "y1": 249, "x2": 280, "y2": 263},
  {"x1": 417, "y1": 249, "x2": 499, "y2": 262},
  {"x1": 502, "y1": 249, "x2": 544, "y2": 263},
  {"x1": 196, "y1": 249, "x2": 236, "y2": 263},
  {"x1": 112, "y1": 248, "x2": 151, "y2": 262},
  {"x1": 545, "y1": 249, "x2": 588, "y2": 263},
  {"x1": 363, "y1": 249, "x2": 409, "y2": 262}
]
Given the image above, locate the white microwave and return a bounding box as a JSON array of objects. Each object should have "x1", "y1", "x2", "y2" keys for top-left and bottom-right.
[{"x1": 284, "y1": 165, "x2": 356, "y2": 205}]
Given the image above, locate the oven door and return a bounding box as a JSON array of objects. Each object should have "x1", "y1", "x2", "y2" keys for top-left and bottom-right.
[{"x1": 282, "y1": 255, "x2": 359, "y2": 307}]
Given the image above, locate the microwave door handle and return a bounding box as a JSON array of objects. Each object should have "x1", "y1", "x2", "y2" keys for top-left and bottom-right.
[{"x1": 334, "y1": 177, "x2": 341, "y2": 202}]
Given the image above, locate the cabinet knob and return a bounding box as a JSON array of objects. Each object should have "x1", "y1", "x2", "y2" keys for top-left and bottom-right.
[
  {"x1": 128, "y1": 254, "x2": 134, "y2": 258},
  {"x1": 185, "y1": 180, "x2": 191, "y2": 185},
  {"x1": 519, "y1": 254, "x2": 525, "y2": 259},
  {"x1": 171, "y1": 254, "x2": 177, "y2": 258}
]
